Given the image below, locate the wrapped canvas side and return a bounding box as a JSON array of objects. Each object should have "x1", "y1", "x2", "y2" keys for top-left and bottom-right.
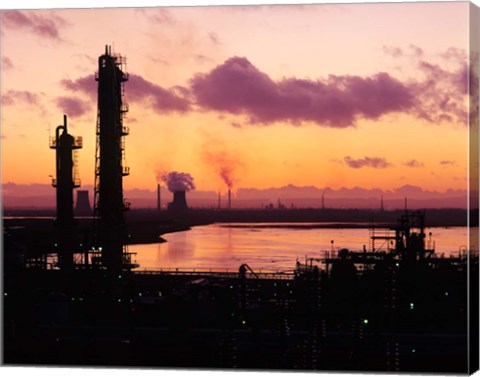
[{"x1": 469, "y1": 2, "x2": 480, "y2": 374}]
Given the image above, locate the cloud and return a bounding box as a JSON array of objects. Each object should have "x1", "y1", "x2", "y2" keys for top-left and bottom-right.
[
  {"x1": 344, "y1": 156, "x2": 392, "y2": 169},
  {"x1": 135, "y1": 8, "x2": 176, "y2": 24},
  {"x1": 208, "y1": 32, "x2": 221, "y2": 45},
  {"x1": 61, "y1": 75, "x2": 96, "y2": 98},
  {"x1": 1, "y1": 57, "x2": 13, "y2": 70},
  {"x1": 56, "y1": 97, "x2": 90, "y2": 118},
  {"x1": 409, "y1": 44, "x2": 424, "y2": 57},
  {"x1": 1, "y1": 90, "x2": 41, "y2": 107},
  {"x1": 439, "y1": 160, "x2": 457, "y2": 166},
  {"x1": 382, "y1": 45, "x2": 468, "y2": 126},
  {"x1": 195, "y1": 54, "x2": 214, "y2": 65},
  {"x1": 403, "y1": 159, "x2": 424, "y2": 168},
  {"x1": 191, "y1": 57, "x2": 413, "y2": 128},
  {"x1": 1, "y1": 10, "x2": 64, "y2": 41},
  {"x1": 128, "y1": 74, "x2": 190, "y2": 113},
  {"x1": 383, "y1": 45, "x2": 403, "y2": 58},
  {"x1": 61, "y1": 73, "x2": 190, "y2": 113},
  {"x1": 411, "y1": 59, "x2": 468, "y2": 125}
]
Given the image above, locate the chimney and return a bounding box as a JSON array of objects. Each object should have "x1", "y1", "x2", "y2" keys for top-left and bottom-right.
[
  {"x1": 75, "y1": 190, "x2": 92, "y2": 216},
  {"x1": 381, "y1": 195, "x2": 384, "y2": 212},
  {"x1": 228, "y1": 188, "x2": 231, "y2": 210},
  {"x1": 157, "y1": 184, "x2": 161, "y2": 211},
  {"x1": 218, "y1": 191, "x2": 221, "y2": 209}
]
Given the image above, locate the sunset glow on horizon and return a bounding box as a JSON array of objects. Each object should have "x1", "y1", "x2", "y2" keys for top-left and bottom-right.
[{"x1": 0, "y1": 2, "x2": 471, "y2": 197}]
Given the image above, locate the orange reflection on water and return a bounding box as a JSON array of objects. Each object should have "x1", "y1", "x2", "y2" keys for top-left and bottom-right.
[{"x1": 131, "y1": 223, "x2": 471, "y2": 272}]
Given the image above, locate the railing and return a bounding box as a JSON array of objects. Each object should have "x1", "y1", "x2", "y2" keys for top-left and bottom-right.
[
  {"x1": 73, "y1": 136, "x2": 83, "y2": 148},
  {"x1": 122, "y1": 166, "x2": 130, "y2": 176},
  {"x1": 121, "y1": 125, "x2": 130, "y2": 135},
  {"x1": 120, "y1": 103, "x2": 129, "y2": 113},
  {"x1": 49, "y1": 136, "x2": 82, "y2": 148},
  {"x1": 133, "y1": 268, "x2": 295, "y2": 280}
]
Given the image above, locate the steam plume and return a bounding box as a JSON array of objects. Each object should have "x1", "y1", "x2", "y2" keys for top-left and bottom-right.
[{"x1": 161, "y1": 171, "x2": 195, "y2": 192}]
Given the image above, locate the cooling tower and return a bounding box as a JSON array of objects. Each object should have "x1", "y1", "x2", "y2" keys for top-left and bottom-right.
[
  {"x1": 75, "y1": 190, "x2": 92, "y2": 216},
  {"x1": 168, "y1": 190, "x2": 188, "y2": 212}
]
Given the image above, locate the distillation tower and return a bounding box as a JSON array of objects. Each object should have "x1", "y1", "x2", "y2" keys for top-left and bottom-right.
[
  {"x1": 93, "y1": 45, "x2": 130, "y2": 274},
  {"x1": 49, "y1": 115, "x2": 82, "y2": 270}
]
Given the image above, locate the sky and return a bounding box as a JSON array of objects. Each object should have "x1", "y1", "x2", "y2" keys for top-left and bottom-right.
[{"x1": 0, "y1": 1, "x2": 473, "y2": 201}]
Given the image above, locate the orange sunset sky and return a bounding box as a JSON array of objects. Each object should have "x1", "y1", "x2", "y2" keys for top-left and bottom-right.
[{"x1": 0, "y1": 2, "x2": 472, "y2": 197}]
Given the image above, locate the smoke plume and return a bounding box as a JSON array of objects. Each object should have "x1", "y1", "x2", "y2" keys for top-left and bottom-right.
[{"x1": 160, "y1": 171, "x2": 195, "y2": 192}]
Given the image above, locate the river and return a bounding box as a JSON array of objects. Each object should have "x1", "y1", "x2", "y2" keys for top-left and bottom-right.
[{"x1": 129, "y1": 223, "x2": 471, "y2": 272}]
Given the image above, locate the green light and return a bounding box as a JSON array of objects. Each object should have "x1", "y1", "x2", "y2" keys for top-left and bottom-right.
[
  {"x1": 412, "y1": 349, "x2": 416, "y2": 353},
  {"x1": 363, "y1": 319, "x2": 368, "y2": 324},
  {"x1": 410, "y1": 303, "x2": 414, "y2": 310}
]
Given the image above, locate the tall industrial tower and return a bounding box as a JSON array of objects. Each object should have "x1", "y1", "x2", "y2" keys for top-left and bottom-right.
[
  {"x1": 93, "y1": 45, "x2": 130, "y2": 273},
  {"x1": 50, "y1": 115, "x2": 82, "y2": 270}
]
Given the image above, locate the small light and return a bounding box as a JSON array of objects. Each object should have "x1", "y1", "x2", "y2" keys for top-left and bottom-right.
[
  {"x1": 412, "y1": 349, "x2": 416, "y2": 353},
  {"x1": 445, "y1": 292, "x2": 449, "y2": 296},
  {"x1": 80, "y1": 243, "x2": 83, "y2": 247},
  {"x1": 54, "y1": 243, "x2": 58, "y2": 247},
  {"x1": 99, "y1": 247, "x2": 103, "y2": 251},
  {"x1": 4, "y1": 292, "x2": 7, "y2": 297},
  {"x1": 118, "y1": 299, "x2": 122, "y2": 303},
  {"x1": 118, "y1": 275, "x2": 122, "y2": 279},
  {"x1": 71, "y1": 297, "x2": 75, "y2": 301},
  {"x1": 395, "y1": 263, "x2": 399, "y2": 267},
  {"x1": 138, "y1": 293, "x2": 142, "y2": 296},
  {"x1": 363, "y1": 319, "x2": 369, "y2": 324},
  {"x1": 241, "y1": 320, "x2": 246, "y2": 325},
  {"x1": 410, "y1": 303, "x2": 414, "y2": 310},
  {"x1": 230, "y1": 285, "x2": 233, "y2": 289}
]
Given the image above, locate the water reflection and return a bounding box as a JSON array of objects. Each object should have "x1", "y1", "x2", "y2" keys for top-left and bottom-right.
[{"x1": 131, "y1": 223, "x2": 470, "y2": 272}]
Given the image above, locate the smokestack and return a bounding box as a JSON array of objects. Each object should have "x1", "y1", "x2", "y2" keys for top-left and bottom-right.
[
  {"x1": 218, "y1": 191, "x2": 221, "y2": 209},
  {"x1": 228, "y1": 188, "x2": 231, "y2": 210},
  {"x1": 381, "y1": 195, "x2": 384, "y2": 212},
  {"x1": 404, "y1": 197, "x2": 408, "y2": 212},
  {"x1": 157, "y1": 184, "x2": 161, "y2": 211},
  {"x1": 75, "y1": 190, "x2": 92, "y2": 216},
  {"x1": 321, "y1": 194, "x2": 325, "y2": 210}
]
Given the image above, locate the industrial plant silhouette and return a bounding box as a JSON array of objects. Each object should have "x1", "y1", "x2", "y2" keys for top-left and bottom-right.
[{"x1": 2, "y1": 46, "x2": 478, "y2": 374}]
